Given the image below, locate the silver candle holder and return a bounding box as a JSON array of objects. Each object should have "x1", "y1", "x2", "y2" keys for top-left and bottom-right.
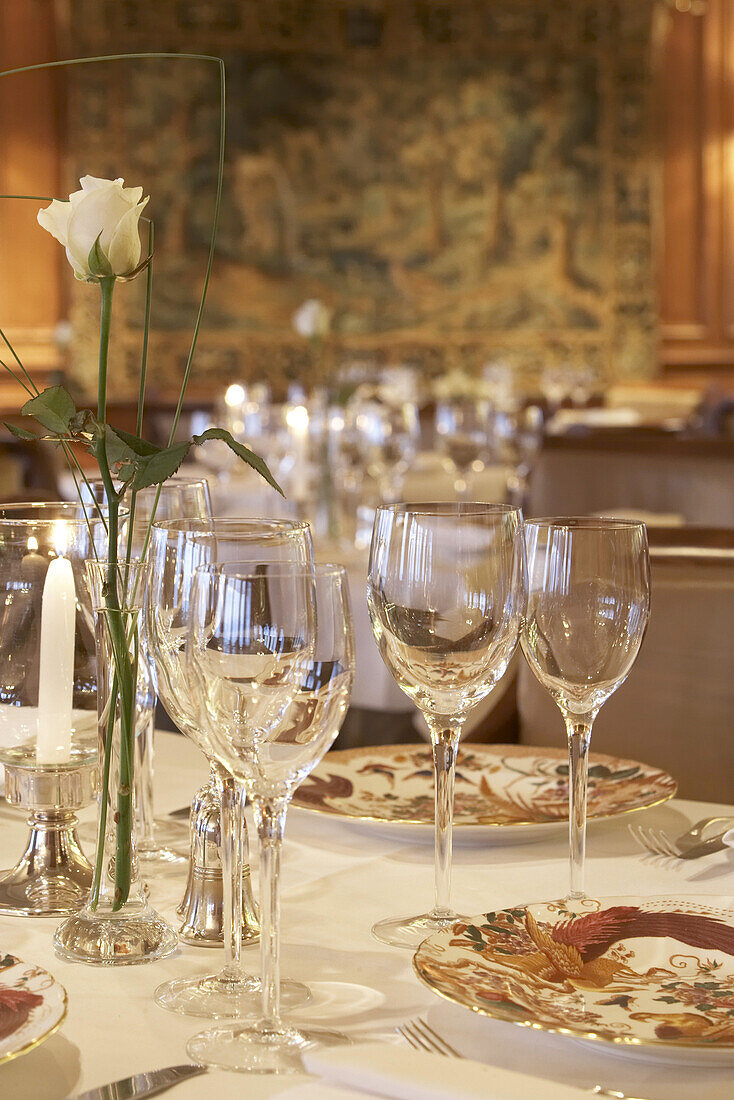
[
  {"x1": 0, "y1": 503, "x2": 103, "y2": 916},
  {"x1": 0, "y1": 751, "x2": 99, "y2": 916}
]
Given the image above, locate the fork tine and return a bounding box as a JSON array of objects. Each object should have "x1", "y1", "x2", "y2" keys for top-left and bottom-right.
[
  {"x1": 650, "y1": 828, "x2": 679, "y2": 858},
  {"x1": 628, "y1": 824, "x2": 649, "y2": 853},
  {"x1": 641, "y1": 826, "x2": 668, "y2": 857},
  {"x1": 414, "y1": 1018, "x2": 461, "y2": 1058},
  {"x1": 397, "y1": 1022, "x2": 434, "y2": 1054}
]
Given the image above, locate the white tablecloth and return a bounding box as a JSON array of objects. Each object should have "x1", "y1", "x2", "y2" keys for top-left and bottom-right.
[{"x1": 2, "y1": 733, "x2": 733, "y2": 1100}]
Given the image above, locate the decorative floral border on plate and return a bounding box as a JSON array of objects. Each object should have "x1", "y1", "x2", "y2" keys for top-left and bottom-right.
[{"x1": 292, "y1": 743, "x2": 677, "y2": 829}]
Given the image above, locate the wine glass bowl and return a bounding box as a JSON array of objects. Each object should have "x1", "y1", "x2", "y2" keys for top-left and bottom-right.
[
  {"x1": 521, "y1": 517, "x2": 650, "y2": 898},
  {"x1": 434, "y1": 397, "x2": 491, "y2": 498},
  {"x1": 367, "y1": 502, "x2": 525, "y2": 947}
]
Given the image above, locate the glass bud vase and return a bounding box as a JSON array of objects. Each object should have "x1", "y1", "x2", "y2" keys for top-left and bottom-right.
[{"x1": 54, "y1": 561, "x2": 178, "y2": 965}]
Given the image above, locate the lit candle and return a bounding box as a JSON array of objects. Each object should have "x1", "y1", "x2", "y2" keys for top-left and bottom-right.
[
  {"x1": 36, "y1": 534, "x2": 75, "y2": 765},
  {"x1": 286, "y1": 403, "x2": 310, "y2": 501}
]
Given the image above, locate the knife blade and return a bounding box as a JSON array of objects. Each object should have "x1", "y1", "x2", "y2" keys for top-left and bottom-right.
[{"x1": 72, "y1": 1064, "x2": 206, "y2": 1100}]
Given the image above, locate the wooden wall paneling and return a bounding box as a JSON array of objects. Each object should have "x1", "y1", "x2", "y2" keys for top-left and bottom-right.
[
  {"x1": 0, "y1": 0, "x2": 64, "y2": 407},
  {"x1": 720, "y1": 0, "x2": 734, "y2": 340},
  {"x1": 661, "y1": 0, "x2": 734, "y2": 370},
  {"x1": 659, "y1": 6, "x2": 706, "y2": 339}
]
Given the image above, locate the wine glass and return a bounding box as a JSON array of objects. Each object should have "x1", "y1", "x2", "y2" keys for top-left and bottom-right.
[
  {"x1": 434, "y1": 397, "x2": 491, "y2": 499},
  {"x1": 521, "y1": 518, "x2": 650, "y2": 899},
  {"x1": 351, "y1": 397, "x2": 420, "y2": 503},
  {"x1": 147, "y1": 519, "x2": 313, "y2": 1018},
  {"x1": 367, "y1": 502, "x2": 525, "y2": 947},
  {"x1": 186, "y1": 563, "x2": 354, "y2": 1074},
  {"x1": 80, "y1": 476, "x2": 213, "y2": 864}
]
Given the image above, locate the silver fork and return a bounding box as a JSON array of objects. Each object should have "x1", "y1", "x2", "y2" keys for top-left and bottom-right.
[
  {"x1": 396, "y1": 1016, "x2": 461, "y2": 1057},
  {"x1": 629, "y1": 821, "x2": 732, "y2": 859},
  {"x1": 396, "y1": 1017, "x2": 650, "y2": 1099}
]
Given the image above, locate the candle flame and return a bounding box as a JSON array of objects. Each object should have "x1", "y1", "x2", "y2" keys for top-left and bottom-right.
[
  {"x1": 53, "y1": 521, "x2": 69, "y2": 558},
  {"x1": 27, "y1": 535, "x2": 38, "y2": 552},
  {"x1": 224, "y1": 383, "x2": 246, "y2": 407},
  {"x1": 286, "y1": 405, "x2": 309, "y2": 432}
]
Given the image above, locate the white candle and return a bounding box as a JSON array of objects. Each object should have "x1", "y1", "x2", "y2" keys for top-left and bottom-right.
[
  {"x1": 286, "y1": 404, "x2": 310, "y2": 501},
  {"x1": 36, "y1": 555, "x2": 76, "y2": 765}
]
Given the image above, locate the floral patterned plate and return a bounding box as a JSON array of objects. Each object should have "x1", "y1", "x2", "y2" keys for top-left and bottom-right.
[
  {"x1": 290, "y1": 744, "x2": 677, "y2": 845},
  {"x1": 413, "y1": 895, "x2": 734, "y2": 1066},
  {"x1": 0, "y1": 951, "x2": 67, "y2": 1065}
]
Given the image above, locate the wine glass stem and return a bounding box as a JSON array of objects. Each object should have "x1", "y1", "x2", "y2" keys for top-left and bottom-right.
[
  {"x1": 219, "y1": 774, "x2": 247, "y2": 981},
  {"x1": 253, "y1": 796, "x2": 288, "y2": 1029},
  {"x1": 565, "y1": 718, "x2": 593, "y2": 899},
  {"x1": 428, "y1": 721, "x2": 461, "y2": 919}
]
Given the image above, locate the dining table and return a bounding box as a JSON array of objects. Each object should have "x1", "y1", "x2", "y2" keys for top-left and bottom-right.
[{"x1": 1, "y1": 730, "x2": 733, "y2": 1100}]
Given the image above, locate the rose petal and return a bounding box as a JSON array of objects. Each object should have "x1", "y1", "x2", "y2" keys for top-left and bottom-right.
[
  {"x1": 37, "y1": 199, "x2": 73, "y2": 247},
  {"x1": 79, "y1": 175, "x2": 124, "y2": 192},
  {"x1": 106, "y1": 196, "x2": 149, "y2": 276},
  {"x1": 65, "y1": 183, "x2": 138, "y2": 276}
]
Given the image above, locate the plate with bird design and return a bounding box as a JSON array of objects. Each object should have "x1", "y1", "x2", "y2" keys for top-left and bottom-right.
[
  {"x1": 0, "y1": 951, "x2": 67, "y2": 1065},
  {"x1": 290, "y1": 744, "x2": 677, "y2": 844},
  {"x1": 413, "y1": 895, "x2": 734, "y2": 1065}
]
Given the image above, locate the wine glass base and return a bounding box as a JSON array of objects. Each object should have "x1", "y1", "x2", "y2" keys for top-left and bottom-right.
[
  {"x1": 371, "y1": 911, "x2": 465, "y2": 949},
  {"x1": 138, "y1": 845, "x2": 187, "y2": 866},
  {"x1": 155, "y1": 973, "x2": 311, "y2": 1019},
  {"x1": 186, "y1": 1021, "x2": 349, "y2": 1074}
]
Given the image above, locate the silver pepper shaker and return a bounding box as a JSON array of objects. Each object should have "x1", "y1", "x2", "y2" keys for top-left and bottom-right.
[{"x1": 177, "y1": 774, "x2": 259, "y2": 946}]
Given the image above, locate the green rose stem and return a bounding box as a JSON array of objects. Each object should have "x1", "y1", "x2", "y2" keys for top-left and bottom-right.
[{"x1": 92, "y1": 275, "x2": 136, "y2": 909}]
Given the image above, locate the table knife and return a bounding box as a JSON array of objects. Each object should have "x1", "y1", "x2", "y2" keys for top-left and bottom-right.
[{"x1": 72, "y1": 1064, "x2": 206, "y2": 1100}]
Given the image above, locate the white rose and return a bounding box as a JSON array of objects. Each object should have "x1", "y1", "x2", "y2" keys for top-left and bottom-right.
[
  {"x1": 37, "y1": 175, "x2": 149, "y2": 282},
  {"x1": 293, "y1": 298, "x2": 332, "y2": 338}
]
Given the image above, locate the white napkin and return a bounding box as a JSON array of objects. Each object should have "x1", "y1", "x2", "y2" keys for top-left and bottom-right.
[
  {"x1": 302, "y1": 1042, "x2": 590, "y2": 1100},
  {"x1": 277, "y1": 1085, "x2": 375, "y2": 1100},
  {"x1": 723, "y1": 828, "x2": 734, "y2": 849}
]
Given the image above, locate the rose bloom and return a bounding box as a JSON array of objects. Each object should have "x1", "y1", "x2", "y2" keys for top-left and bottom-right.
[
  {"x1": 37, "y1": 175, "x2": 149, "y2": 282},
  {"x1": 292, "y1": 298, "x2": 332, "y2": 338}
]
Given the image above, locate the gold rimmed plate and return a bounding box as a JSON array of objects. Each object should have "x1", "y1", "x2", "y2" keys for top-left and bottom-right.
[
  {"x1": 0, "y1": 951, "x2": 68, "y2": 1065},
  {"x1": 413, "y1": 895, "x2": 734, "y2": 1066},
  {"x1": 290, "y1": 744, "x2": 677, "y2": 845}
]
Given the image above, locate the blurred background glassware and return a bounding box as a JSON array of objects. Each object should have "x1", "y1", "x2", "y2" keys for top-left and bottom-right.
[
  {"x1": 147, "y1": 518, "x2": 313, "y2": 1018},
  {"x1": 80, "y1": 476, "x2": 213, "y2": 866},
  {"x1": 53, "y1": 559, "x2": 178, "y2": 966},
  {"x1": 489, "y1": 405, "x2": 545, "y2": 509},
  {"x1": 367, "y1": 503, "x2": 526, "y2": 948},
  {"x1": 434, "y1": 396, "x2": 492, "y2": 499},
  {"x1": 0, "y1": 503, "x2": 101, "y2": 915},
  {"x1": 482, "y1": 358, "x2": 518, "y2": 414},
  {"x1": 521, "y1": 518, "x2": 650, "y2": 900},
  {"x1": 186, "y1": 563, "x2": 354, "y2": 1074},
  {"x1": 349, "y1": 392, "x2": 420, "y2": 504}
]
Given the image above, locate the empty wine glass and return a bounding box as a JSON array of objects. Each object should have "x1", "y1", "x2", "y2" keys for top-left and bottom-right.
[
  {"x1": 435, "y1": 397, "x2": 491, "y2": 499},
  {"x1": 351, "y1": 397, "x2": 420, "y2": 503},
  {"x1": 367, "y1": 503, "x2": 526, "y2": 947},
  {"x1": 185, "y1": 563, "x2": 354, "y2": 1073},
  {"x1": 147, "y1": 519, "x2": 313, "y2": 1018},
  {"x1": 521, "y1": 518, "x2": 650, "y2": 899}
]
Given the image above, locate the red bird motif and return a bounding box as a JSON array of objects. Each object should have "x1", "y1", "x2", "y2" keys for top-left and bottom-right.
[
  {"x1": 551, "y1": 906, "x2": 734, "y2": 962},
  {"x1": 296, "y1": 773, "x2": 354, "y2": 810}
]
